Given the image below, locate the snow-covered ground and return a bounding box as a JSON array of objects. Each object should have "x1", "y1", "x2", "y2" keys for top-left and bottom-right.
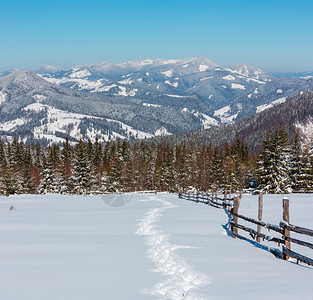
[{"x1": 0, "y1": 193, "x2": 312, "y2": 299}]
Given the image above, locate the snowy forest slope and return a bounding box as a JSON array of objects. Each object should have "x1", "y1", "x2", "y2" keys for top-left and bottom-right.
[
  {"x1": 161, "y1": 90, "x2": 313, "y2": 151},
  {"x1": 0, "y1": 70, "x2": 205, "y2": 144}
]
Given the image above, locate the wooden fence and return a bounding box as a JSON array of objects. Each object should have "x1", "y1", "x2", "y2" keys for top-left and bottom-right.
[{"x1": 178, "y1": 191, "x2": 313, "y2": 267}]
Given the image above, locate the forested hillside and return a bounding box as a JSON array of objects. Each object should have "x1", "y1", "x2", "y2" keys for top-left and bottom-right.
[{"x1": 161, "y1": 91, "x2": 313, "y2": 152}]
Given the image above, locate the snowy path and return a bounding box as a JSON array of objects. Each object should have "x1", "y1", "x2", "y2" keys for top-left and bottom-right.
[{"x1": 136, "y1": 196, "x2": 209, "y2": 299}]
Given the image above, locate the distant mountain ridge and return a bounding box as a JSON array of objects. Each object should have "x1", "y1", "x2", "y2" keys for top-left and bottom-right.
[
  {"x1": 0, "y1": 57, "x2": 313, "y2": 144},
  {"x1": 273, "y1": 70, "x2": 313, "y2": 79},
  {"x1": 37, "y1": 58, "x2": 313, "y2": 123}
]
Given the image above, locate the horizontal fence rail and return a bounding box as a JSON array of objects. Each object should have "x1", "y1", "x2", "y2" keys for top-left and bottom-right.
[
  {"x1": 283, "y1": 247, "x2": 313, "y2": 266},
  {"x1": 230, "y1": 221, "x2": 285, "y2": 245},
  {"x1": 179, "y1": 191, "x2": 313, "y2": 267},
  {"x1": 279, "y1": 222, "x2": 313, "y2": 237},
  {"x1": 230, "y1": 211, "x2": 284, "y2": 234},
  {"x1": 179, "y1": 192, "x2": 234, "y2": 209}
]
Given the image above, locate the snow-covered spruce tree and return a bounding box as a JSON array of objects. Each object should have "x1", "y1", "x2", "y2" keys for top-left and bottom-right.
[
  {"x1": 92, "y1": 138, "x2": 103, "y2": 191},
  {"x1": 136, "y1": 141, "x2": 152, "y2": 191},
  {"x1": 0, "y1": 140, "x2": 7, "y2": 195},
  {"x1": 106, "y1": 150, "x2": 125, "y2": 193},
  {"x1": 220, "y1": 143, "x2": 240, "y2": 193},
  {"x1": 273, "y1": 127, "x2": 292, "y2": 193},
  {"x1": 186, "y1": 143, "x2": 200, "y2": 190},
  {"x1": 20, "y1": 148, "x2": 34, "y2": 194},
  {"x1": 123, "y1": 156, "x2": 135, "y2": 192},
  {"x1": 232, "y1": 138, "x2": 250, "y2": 189},
  {"x1": 255, "y1": 131, "x2": 273, "y2": 192},
  {"x1": 34, "y1": 142, "x2": 44, "y2": 170},
  {"x1": 59, "y1": 137, "x2": 73, "y2": 194},
  {"x1": 290, "y1": 134, "x2": 304, "y2": 191},
  {"x1": 154, "y1": 140, "x2": 176, "y2": 192},
  {"x1": 2, "y1": 167, "x2": 19, "y2": 195},
  {"x1": 221, "y1": 163, "x2": 239, "y2": 194},
  {"x1": 122, "y1": 143, "x2": 136, "y2": 191},
  {"x1": 0, "y1": 139, "x2": 7, "y2": 167},
  {"x1": 255, "y1": 128, "x2": 292, "y2": 193},
  {"x1": 211, "y1": 147, "x2": 223, "y2": 189},
  {"x1": 105, "y1": 140, "x2": 129, "y2": 193},
  {"x1": 158, "y1": 146, "x2": 176, "y2": 192},
  {"x1": 37, "y1": 149, "x2": 56, "y2": 194},
  {"x1": 143, "y1": 142, "x2": 157, "y2": 191},
  {"x1": 174, "y1": 143, "x2": 189, "y2": 191},
  {"x1": 145, "y1": 158, "x2": 156, "y2": 191},
  {"x1": 298, "y1": 145, "x2": 313, "y2": 191},
  {"x1": 71, "y1": 139, "x2": 95, "y2": 195}
]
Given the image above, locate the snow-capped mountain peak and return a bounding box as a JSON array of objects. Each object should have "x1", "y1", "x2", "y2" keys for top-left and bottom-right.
[
  {"x1": 34, "y1": 65, "x2": 60, "y2": 73},
  {"x1": 0, "y1": 70, "x2": 51, "y2": 96},
  {"x1": 227, "y1": 64, "x2": 274, "y2": 81}
]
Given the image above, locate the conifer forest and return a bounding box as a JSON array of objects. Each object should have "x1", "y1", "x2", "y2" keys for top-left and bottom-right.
[{"x1": 0, "y1": 127, "x2": 311, "y2": 195}]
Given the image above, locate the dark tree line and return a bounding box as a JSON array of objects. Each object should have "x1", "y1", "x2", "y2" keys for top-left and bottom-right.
[
  {"x1": 1, "y1": 126, "x2": 312, "y2": 195},
  {"x1": 0, "y1": 137, "x2": 253, "y2": 195}
]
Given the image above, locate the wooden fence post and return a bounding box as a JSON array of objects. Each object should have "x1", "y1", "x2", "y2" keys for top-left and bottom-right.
[
  {"x1": 257, "y1": 192, "x2": 263, "y2": 243},
  {"x1": 231, "y1": 194, "x2": 241, "y2": 236},
  {"x1": 223, "y1": 191, "x2": 227, "y2": 207},
  {"x1": 283, "y1": 197, "x2": 291, "y2": 260}
]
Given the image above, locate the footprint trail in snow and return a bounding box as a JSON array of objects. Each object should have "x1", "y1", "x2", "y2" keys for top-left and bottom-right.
[{"x1": 136, "y1": 196, "x2": 210, "y2": 299}]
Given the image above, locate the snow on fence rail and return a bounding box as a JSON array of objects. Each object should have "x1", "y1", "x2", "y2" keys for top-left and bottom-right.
[
  {"x1": 178, "y1": 191, "x2": 234, "y2": 209},
  {"x1": 178, "y1": 191, "x2": 313, "y2": 267}
]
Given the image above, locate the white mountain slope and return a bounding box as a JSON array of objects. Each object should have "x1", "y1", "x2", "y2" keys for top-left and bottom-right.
[
  {"x1": 22, "y1": 103, "x2": 155, "y2": 144},
  {"x1": 37, "y1": 58, "x2": 313, "y2": 127},
  {"x1": 0, "y1": 70, "x2": 210, "y2": 144}
]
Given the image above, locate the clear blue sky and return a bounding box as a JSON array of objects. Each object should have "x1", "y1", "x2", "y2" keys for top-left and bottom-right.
[{"x1": 1, "y1": 0, "x2": 313, "y2": 72}]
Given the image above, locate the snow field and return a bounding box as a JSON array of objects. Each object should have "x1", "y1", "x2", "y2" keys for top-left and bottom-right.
[
  {"x1": 0, "y1": 193, "x2": 312, "y2": 300},
  {"x1": 0, "y1": 194, "x2": 158, "y2": 300}
]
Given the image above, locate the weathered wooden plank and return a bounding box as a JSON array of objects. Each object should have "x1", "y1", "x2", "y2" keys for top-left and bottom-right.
[
  {"x1": 216, "y1": 196, "x2": 235, "y2": 201},
  {"x1": 257, "y1": 192, "x2": 263, "y2": 243},
  {"x1": 285, "y1": 236, "x2": 313, "y2": 250},
  {"x1": 282, "y1": 197, "x2": 291, "y2": 260},
  {"x1": 180, "y1": 193, "x2": 232, "y2": 210},
  {"x1": 210, "y1": 198, "x2": 232, "y2": 207},
  {"x1": 182, "y1": 193, "x2": 231, "y2": 207},
  {"x1": 283, "y1": 247, "x2": 313, "y2": 266},
  {"x1": 231, "y1": 195, "x2": 241, "y2": 235},
  {"x1": 230, "y1": 221, "x2": 284, "y2": 245},
  {"x1": 279, "y1": 222, "x2": 313, "y2": 237},
  {"x1": 180, "y1": 193, "x2": 234, "y2": 204},
  {"x1": 230, "y1": 211, "x2": 284, "y2": 234}
]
